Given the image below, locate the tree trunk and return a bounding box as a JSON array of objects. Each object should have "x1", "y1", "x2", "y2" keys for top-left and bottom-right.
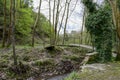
[
  {"x1": 54, "y1": 0, "x2": 60, "y2": 45},
  {"x1": 49, "y1": 0, "x2": 52, "y2": 45},
  {"x1": 2, "y1": 0, "x2": 7, "y2": 48},
  {"x1": 32, "y1": 0, "x2": 42, "y2": 47},
  {"x1": 62, "y1": 0, "x2": 71, "y2": 44},
  {"x1": 7, "y1": 0, "x2": 12, "y2": 47},
  {"x1": 57, "y1": 0, "x2": 67, "y2": 44},
  {"x1": 11, "y1": 0, "x2": 17, "y2": 65},
  {"x1": 20, "y1": 0, "x2": 22, "y2": 8},
  {"x1": 79, "y1": 8, "x2": 85, "y2": 44},
  {"x1": 53, "y1": 0, "x2": 56, "y2": 27},
  {"x1": 108, "y1": 0, "x2": 120, "y2": 60}
]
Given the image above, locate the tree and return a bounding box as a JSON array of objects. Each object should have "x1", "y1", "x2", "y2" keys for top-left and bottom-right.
[
  {"x1": 82, "y1": 0, "x2": 113, "y2": 62},
  {"x1": 2, "y1": 0, "x2": 7, "y2": 47},
  {"x1": 57, "y1": 0, "x2": 68, "y2": 43},
  {"x1": 49, "y1": 0, "x2": 52, "y2": 45},
  {"x1": 108, "y1": 0, "x2": 120, "y2": 60},
  {"x1": 79, "y1": 7, "x2": 86, "y2": 44},
  {"x1": 62, "y1": 0, "x2": 72, "y2": 44},
  {"x1": 7, "y1": 0, "x2": 12, "y2": 47},
  {"x1": 35, "y1": 13, "x2": 54, "y2": 40},
  {"x1": 53, "y1": 0, "x2": 56, "y2": 28},
  {"x1": 11, "y1": 0, "x2": 17, "y2": 65},
  {"x1": 54, "y1": 0, "x2": 60, "y2": 45},
  {"x1": 32, "y1": 0, "x2": 42, "y2": 47},
  {"x1": 6, "y1": 0, "x2": 33, "y2": 47}
]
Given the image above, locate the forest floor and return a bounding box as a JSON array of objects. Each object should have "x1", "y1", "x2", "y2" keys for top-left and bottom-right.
[
  {"x1": 0, "y1": 46, "x2": 90, "y2": 80},
  {"x1": 0, "y1": 46, "x2": 120, "y2": 80}
]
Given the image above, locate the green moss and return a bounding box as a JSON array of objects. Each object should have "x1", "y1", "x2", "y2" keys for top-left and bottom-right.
[
  {"x1": 62, "y1": 55, "x2": 83, "y2": 62},
  {"x1": 33, "y1": 58, "x2": 54, "y2": 67}
]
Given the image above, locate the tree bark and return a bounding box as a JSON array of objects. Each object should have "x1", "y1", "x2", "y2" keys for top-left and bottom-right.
[
  {"x1": 57, "y1": 0, "x2": 67, "y2": 43},
  {"x1": 11, "y1": 0, "x2": 17, "y2": 65},
  {"x1": 79, "y1": 8, "x2": 85, "y2": 44},
  {"x1": 108, "y1": 0, "x2": 120, "y2": 60},
  {"x1": 49, "y1": 0, "x2": 52, "y2": 45},
  {"x1": 7, "y1": 0, "x2": 12, "y2": 47},
  {"x1": 32, "y1": 0, "x2": 42, "y2": 47},
  {"x1": 2, "y1": 0, "x2": 7, "y2": 48},
  {"x1": 54, "y1": 0, "x2": 60, "y2": 45},
  {"x1": 62, "y1": 0, "x2": 72, "y2": 44},
  {"x1": 53, "y1": 0, "x2": 56, "y2": 27}
]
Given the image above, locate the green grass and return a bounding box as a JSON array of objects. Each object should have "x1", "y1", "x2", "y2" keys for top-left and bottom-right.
[
  {"x1": 64, "y1": 71, "x2": 79, "y2": 80},
  {"x1": 65, "y1": 62, "x2": 120, "y2": 80}
]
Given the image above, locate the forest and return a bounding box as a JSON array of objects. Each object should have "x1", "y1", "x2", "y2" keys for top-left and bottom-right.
[{"x1": 0, "y1": 0, "x2": 120, "y2": 80}]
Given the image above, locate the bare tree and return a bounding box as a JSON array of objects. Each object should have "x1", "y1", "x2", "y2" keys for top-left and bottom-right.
[
  {"x1": 62, "y1": 0, "x2": 72, "y2": 44},
  {"x1": 69, "y1": 0, "x2": 78, "y2": 17},
  {"x1": 108, "y1": 0, "x2": 120, "y2": 60},
  {"x1": 54, "y1": 0, "x2": 61, "y2": 45},
  {"x1": 57, "y1": 0, "x2": 68, "y2": 42},
  {"x1": 32, "y1": 0, "x2": 42, "y2": 47},
  {"x1": 2, "y1": 0, "x2": 7, "y2": 47},
  {"x1": 48, "y1": 0, "x2": 52, "y2": 45},
  {"x1": 20, "y1": 0, "x2": 22, "y2": 8},
  {"x1": 7, "y1": 0, "x2": 12, "y2": 47},
  {"x1": 53, "y1": 0, "x2": 56, "y2": 27},
  {"x1": 79, "y1": 7, "x2": 85, "y2": 44},
  {"x1": 11, "y1": 0, "x2": 17, "y2": 65}
]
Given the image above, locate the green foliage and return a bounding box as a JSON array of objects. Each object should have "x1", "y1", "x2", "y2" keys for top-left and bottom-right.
[
  {"x1": 35, "y1": 13, "x2": 54, "y2": 38},
  {"x1": 0, "y1": 0, "x2": 10, "y2": 25},
  {"x1": 15, "y1": 8, "x2": 33, "y2": 42},
  {"x1": 0, "y1": 0, "x2": 34, "y2": 44},
  {"x1": 83, "y1": 2, "x2": 113, "y2": 62},
  {"x1": 0, "y1": 0, "x2": 53, "y2": 44},
  {"x1": 82, "y1": 0, "x2": 97, "y2": 13},
  {"x1": 0, "y1": 1, "x2": 3, "y2": 14},
  {"x1": 64, "y1": 71, "x2": 79, "y2": 80},
  {"x1": 117, "y1": 0, "x2": 120, "y2": 10}
]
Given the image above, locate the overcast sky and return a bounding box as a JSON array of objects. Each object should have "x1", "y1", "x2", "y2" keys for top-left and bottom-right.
[{"x1": 33, "y1": 0, "x2": 104, "y2": 34}]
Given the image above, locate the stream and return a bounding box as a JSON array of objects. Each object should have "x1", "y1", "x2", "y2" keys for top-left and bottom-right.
[
  {"x1": 27, "y1": 73, "x2": 70, "y2": 80},
  {"x1": 47, "y1": 73, "x2": 69, "y2": 80}
]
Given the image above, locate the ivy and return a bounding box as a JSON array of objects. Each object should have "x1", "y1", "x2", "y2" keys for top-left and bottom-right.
[
  {"x1": 83, "y1": 0, "x2": 113, "y2": 62},
  {"x1": 82, "y1": 0, "x2": 97, "y2": 13}
]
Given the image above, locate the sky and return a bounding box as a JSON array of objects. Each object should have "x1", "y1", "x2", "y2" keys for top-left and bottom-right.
[{"x1": 33, "y1": 0, "x2": 104, "y2": 34}]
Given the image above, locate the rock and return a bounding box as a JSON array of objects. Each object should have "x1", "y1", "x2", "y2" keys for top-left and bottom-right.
[
  {"x1": 81, "y1": 63, "x2": 109, "y2": 72},
  {"x1": 0, "y1": 72, "x2": 6, "y2": 80}
]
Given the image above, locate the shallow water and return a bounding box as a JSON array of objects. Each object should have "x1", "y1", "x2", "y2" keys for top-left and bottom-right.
[
  {"x1": 28, "y1": 73, "x2": 70, "y2": 80},
  {"x1": 47, "y1": 74, "x2": 69, "y2": 80}
]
